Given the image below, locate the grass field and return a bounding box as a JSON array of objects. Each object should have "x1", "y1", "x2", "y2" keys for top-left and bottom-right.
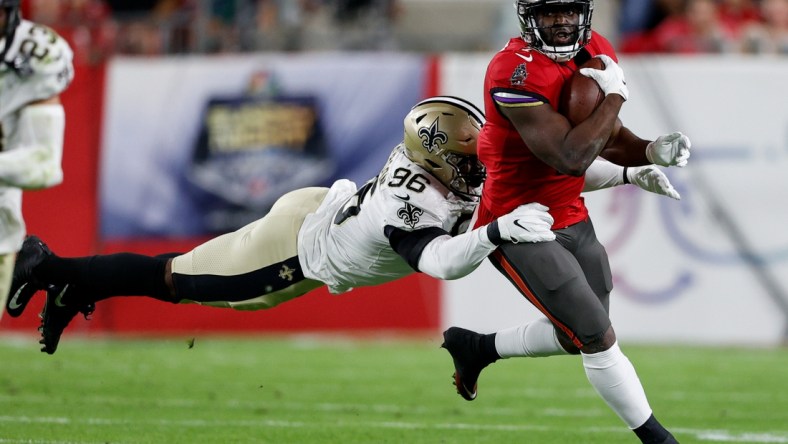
[{"x1": 0, "y1": 333, "x2": 786, "y2": 444}]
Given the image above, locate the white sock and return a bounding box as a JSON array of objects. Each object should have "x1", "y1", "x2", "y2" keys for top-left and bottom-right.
[
  {"x1": 495, "y1": 318, "x2": 568, "y2": 358},
  {"x1": 582, "y1": 341, "x2": 653, "y2": 429}
]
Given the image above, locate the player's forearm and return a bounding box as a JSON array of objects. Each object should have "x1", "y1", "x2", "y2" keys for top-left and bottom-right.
[
  {"x1": 0, "y1": 105, "x2": 65, "y2": 189},
  {"x1": 599, "y1": 125, "x2": 650, "y2": 167},
  {"x1": 417, "y1": 227, "x2": 497, "y2": 280},
  {"x1": 583, "y1": 157, "x2": 624, "y2": 191},
  {"x1": 558, "y1": 95, "x2": 625, "y2": 176}
]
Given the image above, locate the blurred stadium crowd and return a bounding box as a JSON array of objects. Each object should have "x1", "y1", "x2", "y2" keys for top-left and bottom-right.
[{"x1": 20, "y1": 0, "x2": 788, "y2": 63}]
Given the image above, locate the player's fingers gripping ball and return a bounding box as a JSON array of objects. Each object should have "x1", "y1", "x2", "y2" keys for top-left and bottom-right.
[{"x1": 579, "y1": 55, "x2": 629, "y2": 101}]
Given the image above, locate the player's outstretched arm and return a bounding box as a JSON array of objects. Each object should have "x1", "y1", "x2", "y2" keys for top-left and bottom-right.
[
  {"x1": 0, "y1": 100, "x2": 65, "y2": 189},
  {"x1": 388, "y1": 203, "x2": 555, "y2": 281},
  {"x1": 601, "y1": 129, "x2": 691, "y2": 169},
  {"x1": 584, "y1": 157, "x2": 680, "y2": 200}
]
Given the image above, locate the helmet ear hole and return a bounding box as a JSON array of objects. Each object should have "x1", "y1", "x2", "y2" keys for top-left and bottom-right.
[{"x1": 425, "y1": 159, "x2": 441, "y2": 169}]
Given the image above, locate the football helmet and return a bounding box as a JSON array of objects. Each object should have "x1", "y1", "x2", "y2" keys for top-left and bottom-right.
[
  {"x1": 403, "y1": 96, "x2": 486, "y2": 199},
  {"x1": 515, "y1": 0, "x2": 594, "y2": 62},
  {"x1": 0, "y1": 0, "x2": 21, "y2": 64}
]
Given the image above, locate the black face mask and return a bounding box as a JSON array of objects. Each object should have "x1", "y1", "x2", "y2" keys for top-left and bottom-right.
[
  {"x1": 455, "y1": 155, "x2": 486, "y2": 188},
  {"x1": 535, "y1": 5, "x2": 583, "y2": 46}
]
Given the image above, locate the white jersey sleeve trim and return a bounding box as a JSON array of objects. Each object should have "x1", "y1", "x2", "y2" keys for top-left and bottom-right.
[{"x1": 0, "y1": 104, "x2": 65, "y2": 189}]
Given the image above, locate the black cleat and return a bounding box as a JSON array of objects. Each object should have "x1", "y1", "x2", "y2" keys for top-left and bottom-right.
[
  {"x1": 441, "y1": 326, "x2": 495, "y2": 401},
  {"x1": 6, "y1": 235, "x2": 52, "y2": 318},
  {"x1": 38, "y1": 284, "x2": 94, "y2": 355}
]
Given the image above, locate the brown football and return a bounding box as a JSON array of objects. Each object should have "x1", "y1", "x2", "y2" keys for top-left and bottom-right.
[{"x1": 558, "y1": 57, "x2": 605, "y2": 127}]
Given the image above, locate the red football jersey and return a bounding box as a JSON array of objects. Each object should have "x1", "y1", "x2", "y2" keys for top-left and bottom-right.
[{"x1": 476, "y1": 31, "x2": 617, "y2": 230}]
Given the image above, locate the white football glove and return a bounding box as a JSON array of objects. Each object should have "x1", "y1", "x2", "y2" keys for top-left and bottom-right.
[
  {"x1": 579, "y1": 54, "x2": 629, "y2": 101},
  {"x1": 627, "y1": 165, "x2": 680, "y2": 200},
  {"x1": 496, "y1": 203, "x2": 556, "y2": 244},
  {"x1": 645, "y1": 132, "x2": 691, "y2": 167}
]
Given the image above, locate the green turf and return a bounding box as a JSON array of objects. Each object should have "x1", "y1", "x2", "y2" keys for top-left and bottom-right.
[{"x1": 0, "y1": 334, "x2": 786, "y2": 443}]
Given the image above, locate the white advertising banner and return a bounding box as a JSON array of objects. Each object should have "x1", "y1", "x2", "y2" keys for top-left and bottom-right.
[{"x1": 439, "y1": 55, "x2": 788, "y2": 346}]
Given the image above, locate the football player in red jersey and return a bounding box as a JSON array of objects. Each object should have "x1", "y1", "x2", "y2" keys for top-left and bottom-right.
[{"x1": 441, "y1": 1, "x2": 689, "y2": 443}]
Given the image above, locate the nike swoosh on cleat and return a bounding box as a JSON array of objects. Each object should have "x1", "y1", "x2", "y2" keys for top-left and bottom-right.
[
  {"x1": 8, "y1": 283, "x2": 28, "y2": 310},
  {"x1": 54, "y1": 284, "x2": 70, "y2": 307},
  {"x1": 454, "y1": 374, "x2": 477, "y2": 400},
  {"x1": 513, "y1": 220, "x2": 533, "y2": 231},
  {"x1": 462, "y1": 385, "x2": 477, "y2": 400}
]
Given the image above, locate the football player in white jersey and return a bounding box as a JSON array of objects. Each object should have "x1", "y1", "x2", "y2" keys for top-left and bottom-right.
[
  {"x1": 0, "y1": 0, "x2": 74, "y2": 323},
  {"x1": 6, "y1": 96, "x2": 679, "y2": 354}
]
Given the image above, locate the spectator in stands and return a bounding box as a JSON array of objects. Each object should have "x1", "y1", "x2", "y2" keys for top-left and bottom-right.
[
  {"x1": 330, "y1": 0, "x2": 401, "y2": 50},
  {"x1": 26, "y1": 0, "x2": 115, "y2": 63},
  {"x1": 718, "y1": 0, "x2": 761, "y2": 35},
  {"x1": 738, "y1": 0, "x2": 788, "y2": 53},
  {"x1": 106, "y1": 0, "x2": 194, "y2": 55},
  {"x1": 648, "y1": 0, "x2": 738, "y2": 53},
  {"x1": 245, "y1": 0, "x2": 319, "y2": 51},
  {"x1": 618, "y1": 0, "x2": 681, "y2": 36},
  {"x1": 618, "y1": 0, "x2": 683, "y2": 53}
]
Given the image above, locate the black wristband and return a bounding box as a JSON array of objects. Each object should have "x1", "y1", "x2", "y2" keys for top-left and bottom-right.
[
  {"x1": 487, "y1": 220, "x2": 504, "y2": 246},
  {"x1": 622, "y1": 166, "x2": 630, "y2": 184}
]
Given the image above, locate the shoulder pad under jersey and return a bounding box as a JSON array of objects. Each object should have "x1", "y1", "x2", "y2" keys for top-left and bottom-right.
[
  {"x1": 378, "y1": 149, "x2": 453, "y2": 232},
  {"x1": 2, "y1": 20, "x2": 74, "y2": 94}
]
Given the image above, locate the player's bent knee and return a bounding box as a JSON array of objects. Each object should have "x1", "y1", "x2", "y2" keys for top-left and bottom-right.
[
  {"x1": 556, "y1": 332, "x2": 581, "y2": 355},
  {"x1": 580, "y1": 326, "x2": 617, "y2": 354}
]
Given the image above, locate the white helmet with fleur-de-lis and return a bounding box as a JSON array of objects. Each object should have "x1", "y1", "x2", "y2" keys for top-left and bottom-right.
[{"x1": 402, "y1": 96, "x2": 486, "y2": 199}]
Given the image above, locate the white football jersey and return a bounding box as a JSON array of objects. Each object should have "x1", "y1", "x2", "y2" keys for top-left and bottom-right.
[
  {"x1": 0, "y1": 20, "x2": 74, "y2": 253},
  {"x1": 297, "y1": 145, "x2": 477, "y2": 294}
]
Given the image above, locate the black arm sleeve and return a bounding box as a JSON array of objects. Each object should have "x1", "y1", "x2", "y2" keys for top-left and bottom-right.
[{"x1": 384, "y1": 225, "x2": 450, "y2": 271}]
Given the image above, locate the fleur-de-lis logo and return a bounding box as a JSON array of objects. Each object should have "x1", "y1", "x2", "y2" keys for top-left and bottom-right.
[
  {"x1": 417, "y1": 117, "x2": 448, "y2": 153},
  {"x1": 279, "y1": 264, "x2": 295, "y2": 281},
  {"x1": 397, "y1": 203, "x2": 424, "y2": 229}
]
